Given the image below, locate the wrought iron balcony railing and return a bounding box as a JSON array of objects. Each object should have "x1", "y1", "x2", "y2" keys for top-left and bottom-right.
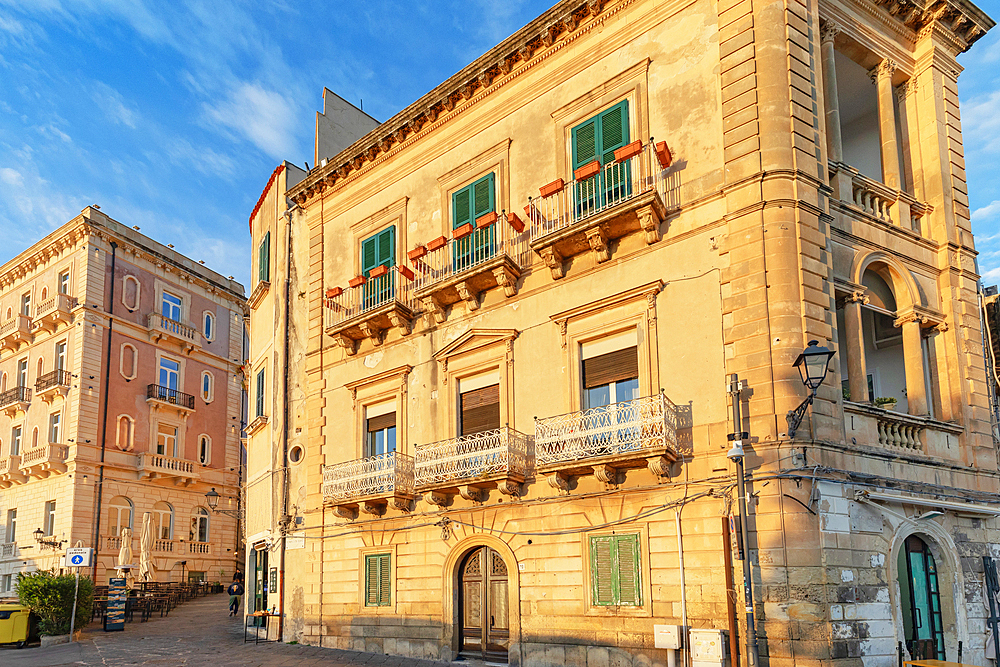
[
  {"x1": 415, "y1": 426, "x2": 529, "y2": 496},
  {"x1": 322, "y1": 451, "x2": 415, "y2": 506},
  {"x1": 0, "y1": 386, "x2": 31, "y2": 413},
  {"x1": 324, "y1": 266, "x2": 418, "y2": 348},
  {"x1": 146, "y1": 384, "x2": 196, "y2": 410},
  {"x1": 35, "y1": 369, "x2": 71, "y2": 393},
  {"x1": 534, "y1": 393, "x2": 677, "y2": 475}
]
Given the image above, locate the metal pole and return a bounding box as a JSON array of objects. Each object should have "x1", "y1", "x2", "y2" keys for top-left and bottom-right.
[
  {"x1": 985, "y1": 556, "x2": 1000, "y2": 665},
  {"x1": 69, "y1": 569, "x2": 80, "y2": 641},
  {"x1": 728, "y1": 374, "x2": 760, "y2": 667}
]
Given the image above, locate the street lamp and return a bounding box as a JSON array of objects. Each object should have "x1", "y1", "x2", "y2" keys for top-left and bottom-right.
[
  {"x1": 33, "y1": 528, "x2": 63, "y2": 550},
  {"x1": 205, "y1": 488, "x2": 240, "y2": 518},
  {"x1": 786, "y1": 340, "x2": 836, "y2": 438}
]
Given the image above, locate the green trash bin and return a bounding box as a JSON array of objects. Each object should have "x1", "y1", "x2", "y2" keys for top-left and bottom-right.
[{"x1": 0, "y1": 603, "x2": 30, "y2": 647}]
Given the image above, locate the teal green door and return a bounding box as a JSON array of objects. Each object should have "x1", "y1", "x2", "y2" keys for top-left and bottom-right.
[{"x1": 897, "y1": 536, "x2": 945, "y2": 659}]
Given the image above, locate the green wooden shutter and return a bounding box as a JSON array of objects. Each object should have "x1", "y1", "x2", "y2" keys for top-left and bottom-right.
[
  {"x1": 614, "y1": 534, "x2": 641, "y2": 606},
  {"x1": 572, "y1": 118, "x2": 599, "y2": 171},
  {"x1": 590, "y1": 536, "x2": 616, "y2": 606},
  {"x1": 453, "y1": 186, "x2": 473, "y2": 229},
  {"x1": 376, "y1": 226, "x2": 395, "y2": 268},
  {"x1": 258, "y1": 232, "x2": 270, "y2": 283},
  {"x1": 472, "y1": 173, "x2": 495, "y2": 219},
  {"x1": 365, "y1": 553, "x2": 391, "y2": 606},
  {"x1": 361, "y1": 235, "x2": 379, "y2": 277},
  {"x1": 599, "y1": 101, "x2": 629, "y2": 165}
]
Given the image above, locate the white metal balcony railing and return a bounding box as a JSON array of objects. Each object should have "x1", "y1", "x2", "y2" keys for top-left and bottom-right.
[
  {"x1": 412, "y1": 213, "x2": 530, "y2": 293},
  {"x1": 324, "y1": 266, "x2": 418, "y2": 331},
  {"x1": 534, "y1": 393, "x2": 677, "y2": 468},
  {"x1": 527, "y1": 142, "x2": 669, "y2": 242},
  {"x1": 148, "y1": 312, "x2": 199, "y2": 344},
  {"x1": 322, "y1": 451, "x2": 415, "y2": 503},
  {"x1": 415, "y1": 426, "x2": 530, "y2": 489}
]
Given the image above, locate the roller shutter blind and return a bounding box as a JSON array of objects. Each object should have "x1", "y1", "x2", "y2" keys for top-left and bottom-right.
[
  {"x1": 583, "y1": 347, "x2": 638, "y2": 389},
  {"x1": 364, "y1": 553, "x2": 391, "y2": 606},
  {"x1": 460, "y1": 384, "x2": 500, "y2": 436},
  {"x1": 366, "y1": 412, "x2": 396, "y2": 433}
]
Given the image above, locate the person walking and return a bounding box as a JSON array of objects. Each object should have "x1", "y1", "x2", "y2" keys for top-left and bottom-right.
[{"x1": 227, "y1": 580, "x2": 244, "y2": 616}]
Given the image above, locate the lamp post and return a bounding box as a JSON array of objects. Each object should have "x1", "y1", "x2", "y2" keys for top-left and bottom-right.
[
  {"x1": 33, "y1": 527, "x2": 63, "y2": 550},
  {"x1": 205, "y1": 488, "x2": 240, "y2": 519},
  {"x1": 785, "y1": 340, "x2": 836, "y2": 438}
]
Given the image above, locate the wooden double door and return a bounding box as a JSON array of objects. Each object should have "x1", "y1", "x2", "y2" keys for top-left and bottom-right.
[{"x1": 460, "y1": 546, "x2": 509, "y2": 663}]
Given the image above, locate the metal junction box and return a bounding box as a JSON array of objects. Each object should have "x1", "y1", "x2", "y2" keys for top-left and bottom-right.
[{"x1": 690, "y1": 628, "x2": 729, "y2": 667}]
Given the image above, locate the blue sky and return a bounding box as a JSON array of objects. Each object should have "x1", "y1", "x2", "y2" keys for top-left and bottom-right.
[{"x1": 0, "y1": 0, "x2": 998, "y2": 291}]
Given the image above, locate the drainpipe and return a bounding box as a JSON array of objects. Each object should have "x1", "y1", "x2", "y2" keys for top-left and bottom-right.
[
  {"x1": 277, "y1": 200, "x2": 297, "y2": 641},
  {"x1": 91, "y1": 241, "x2": 118, "y2": 581}
]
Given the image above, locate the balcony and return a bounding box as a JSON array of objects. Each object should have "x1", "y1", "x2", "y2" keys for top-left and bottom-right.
[
  {"x1": 411, "y1": 213, "x2": 530, "y2": 322},
  {"x1": 527, "y1": 142, "x2": 670, "y2": 279},
  {"x1": 137, "y1": 452, "x2": 199, "y2": 485},
  {"x1": 0, "y1": 455, "x2": 26, "y2": 487},
  {"x1": 153, "y1": 539, "x2": 175, "y2": 553},
  {"x1": 188, "y1": 542, "x2": 210, "y2": 555},
  {"x1": 415, "y1": 426, "x2": 530, "y2": 504},
  {"x1": 325, "y1": 266, "x2": 418, "y2": 354},
  {"x1": 842, "y1": 401, "x2": 964, "y2": 456},
  {"x1": 147, "y1": 313, "x2": 200, "y2": 354},
  {"x1": 0, "y1": 314, "x2": 32, "y2": 352},
  {"x1": 534, "y1": 393, "x2": 678, "y2": 489},
  {"x1": 19, "y1": 444, "x2": 69, "y2": 478},
  {"x1": 35, "y1": 369, "x2": 71, "y2": 404},
  {"x1": 830, "y1": 163, "x2": 931, "y2": 235},
  {"x1": 146, "y1": 384, "x2": 195, "y2": 417},
  {"x1": 1, "y1": 542, "x2": 17, "y2": 560},
  {"x1": 0, "y1": 386, "x2": 31, "y2": 418},
  {"x1": 32, "y1": 294, "x2": 77, "y2": 333},
  {"x1": 245, "y1": 414, "x2": 268, "y2": 436},
  {"x1": 106, "y1": 535, "x2": 122, "y2": 551},
  {"x1": 322, "y1": 451, "x2": 415, "y2": 518}
]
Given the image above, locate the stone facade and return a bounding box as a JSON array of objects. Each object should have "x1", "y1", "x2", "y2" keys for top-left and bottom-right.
[
  {"x1": 249, "y1": 0, "x2": 998, "y2": 666},
  {"x1": 0, "y1": 207, "x2": 245, "y2": 591}
]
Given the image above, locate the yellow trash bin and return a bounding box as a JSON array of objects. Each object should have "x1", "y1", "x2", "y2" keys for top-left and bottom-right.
[{"x1": 0, "y1": 603, "x2": 30, "y2": 646}]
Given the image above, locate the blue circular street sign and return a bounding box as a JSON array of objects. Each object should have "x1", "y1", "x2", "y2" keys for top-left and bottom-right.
[{"x1": 70, "y1": 554, "x2": 84, "y2": 565}]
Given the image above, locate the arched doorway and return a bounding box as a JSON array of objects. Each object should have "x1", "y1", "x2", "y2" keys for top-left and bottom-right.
[
  {"x1": 898, "y1": 535, "x2": 945, "y2": 659},
  {"x1": 459, "y1": 546, "x2": 509, "y2": 663}
]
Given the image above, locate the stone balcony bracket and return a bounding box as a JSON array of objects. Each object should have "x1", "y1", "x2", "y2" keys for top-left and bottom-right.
[
  {"x1": 0, "y1": 455, "x2": 27, "y2": 487},
  {"x1": 325, "y1": 266, "x2": 417, "y2": 356},
  {"x1": 0, "y1": 314, "x2": 32, "y2": 353},
  {"x1": 247, "y1": 280, "x2": 271, "y2": 310},
  {"x1": 245, "y1": 414, "x2": 269, "y2": 436}
]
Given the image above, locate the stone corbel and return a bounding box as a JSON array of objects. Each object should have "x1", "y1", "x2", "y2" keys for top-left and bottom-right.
[
  {"x1": 637, "y1": 205, "x2": 661, "y2": 244},
  {"x1": 497, "y1": 479, "x2": 522, "y2": 497},
  {"x1": 459, "y1": 486, "x2": 486, "y2": 502},
  {"x1": 332, "y1": 505, "x2": 358, "y2": 520},
  {"x1": 586, "y1": 226, "x2": 610, "y2": 263},
  {"x1": 847, "y1": 290, "x2": 870, "y2": 305},
  {"x1": 422, "y1": 296, "x2": 446, "y2": 324},
  {"x1": 492, "y1": 266, "x2": 518, "y2": 298},
  {"x1": 547, "y1": 471, "x2": 570, "y2": 492},
  {"x1": 594, "y1": 464, "x2": 617, "y2": 485},
  {"x1": 647, "y1": 456, "x2": 672, "y2": 478},
  {"x1": 456, "y1": 280, "x2": 480, "y2": 311},
  {"x1": 359, "y1": 321, "x2": 385, "y2": 346},
  {"x1": 391, "y1": 496, "x2": 412, "y2": 512},
  {"x1": 893, "y1": 311, "x2": 928, "y2": 328},
  {"x1": 539, "y1": 246, "x2": 565, "y2": 280},
  {"x1": 361, "y1": 500, "x2": 387, "y2": 517},
  {"x1": 387, "y1": 311, "x2": 411, "y2": 336},
  {"x1": 425, "y1": 490, "x2": 451, "y2": 507}
]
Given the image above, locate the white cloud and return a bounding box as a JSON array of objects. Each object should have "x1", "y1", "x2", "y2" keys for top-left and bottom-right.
[
  {"x1": 203, "y1": 83, "x2": 299, "y2": 160},
  {"x1": 973, "y1": 200, "x2": 1000, "y2": 222},
  {"x1": 162, "y1": 138, "x2": 238, "y2": 180},
  {"x1": 91, "y1": 82, "x2": 139, "y2": 129},
  {"x1": 37, "y1": 123, "x2": 71, "y2": 143},
  {"x1": 962, "y1": 90, "x2": 1000, "y2": 158},
  {"x1": 0, "y1": 158, "x2": 86, "y2": 255}
]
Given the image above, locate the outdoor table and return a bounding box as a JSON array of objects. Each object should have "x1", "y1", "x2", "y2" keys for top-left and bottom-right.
[{"x1": 244, "y1": 611, "x2": 282, "y2": 644}]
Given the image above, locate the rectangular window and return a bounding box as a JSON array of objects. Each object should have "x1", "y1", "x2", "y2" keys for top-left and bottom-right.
[
  {"x1": 158, "y1": 357, "x2": 179, "y2": 391},
  {"x1": 44, "y1": 501, "x2": 56, "y2": 536},
  {"x1": 452, "y1": 173, "x2": 496, "y2": 272},
  {"x1": 156, "y1": 424, "x2": 178, "y2": 457},
  {"x1": 572, "y1": 100, "x2": 631, "y2": 215},
  {"x1": 1, "y1": 574, "x2": 10, "y2": 592},
  {"x1": 365, "y1": 403, "x2": 396, "y2": 458},
  {"x1": 55, "y1": 341, "x2": 67, "y2": 371},
  {"x1": 161, "y1": 292, "x2": 182, "y2": 322},
  {"x1": 364, "y1": 553, "x2": 391, "y2": 607},
  {"x1": 16, "y1": 359, "x2": 27, "y2": 388},
  {"x1": 258, "y1": 232, "x2": 271, "y2": 284},
  {"x1": 582, "y1": 346, "x2": 639, "y2": 410},
  {"x1": 20, "y1": 292, "x2": 30, "y2": 317},
  {"x1": 6, "y1": 509, "x2": 15, "y2": 543},
  {"x1": 48, "y1": 413, "x2": 61, "y2": 443},
  {"x1": 11, "y1": 426, "x2": 21, "y2": 456},
  {"x1": 58, "y1": 271, "x2": 70, "y2": 295},
  {"x1": 255, "y1": 368, "x2": 266, "y2": 418},
  {"x1": 590, "y1": 534, "x2": 641, "y2": 607},
  {"x1": 460, "y1": 383, "x2": 501, "y2": 436}
]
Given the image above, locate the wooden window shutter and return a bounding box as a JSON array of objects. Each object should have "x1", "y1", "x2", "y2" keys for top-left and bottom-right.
[
  {"x1": 614, "y1": 534, "x2": 641, "y2": 606},
  {"x1": 583, "y1": 347, "x2": 638, "y2": 389},
  {"x1": 258, "y1": 232, "x2": 270, "y2": 283},
  {"x1": 590, "y1": 536, "x2": 616, "y2": 606},
  {"x1": 472, "y1": 173, "x2": 495, "y2": 219},
  {"x1": 376, "y1": 226, "x2": 395, "y2": 268},
  {"x1": 453, "y1": 185, "x2": 473, "y2": 229},
  {"x1": 599, "y1": 101, "x2": 629, "y2": 165},
  {"x1": 365, "y1": 553, "x2": 391, "y2": 606},
  {"x1": 379, "y1": 553, "x2": 391, "y2": 606},
  {"x1": 361, "y1": 235, "x2": 379, "y2": 276},
  {"x1": 572, "y1": 117, "x2": 598, "y2": 171},
  {"x1": 366, "y1": 412, "x2": 396, "y2": 433},
  {"x1": 460, "y1": 384, "x2": 500, "y2": 436}
]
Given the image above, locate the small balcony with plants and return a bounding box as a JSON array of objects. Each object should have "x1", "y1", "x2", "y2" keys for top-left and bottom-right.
[
  {"x1": 414, "y1": 426, "x2": 531, "y2": 505},
  {"x1": 322, "y1": 451, "x2": 415, "y2": 518},
  {"x1": 533, "y1": 392, "x2": 678, "y2": 489},
  {"x1": 411, "y1": 212, "x2": 530, "y2": 322},
  {"x1": 324, "y1": 265, "x2": 418, "y2": 354},
  {"x1": 526, "y1": 141, "x2": 672, "y2": 279}
]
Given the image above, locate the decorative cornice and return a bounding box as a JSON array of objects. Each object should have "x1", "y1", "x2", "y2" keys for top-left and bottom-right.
[
  {"x1": 869, "y1": 0, "x2": 994, "y2": 51},
  {"x1": 289, "y1": 0, "x2": 616, "y2": 206}
]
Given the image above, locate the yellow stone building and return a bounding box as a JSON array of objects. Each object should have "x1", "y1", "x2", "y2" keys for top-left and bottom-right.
[
  {"x1": 0, "y1": 207, "x2": 246, "y2": 589},
  {"x1": 245, "y1": 0, "x2": 997, "y2": 665}
]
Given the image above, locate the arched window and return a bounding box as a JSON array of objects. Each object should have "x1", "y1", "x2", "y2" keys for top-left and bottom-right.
[
  {"x1": 203, "y1": 311, "x2": 215, "y2": 341},
  {"x1": 36, "y1": 358, "x2": 43, "y2": 379},
  {"x1": 190, "y1": 507, "x2": 209, "y2": 543},
  {"x1": 5, "y1": 307, "x2": 11, "y2": 320},
  {"x1": 1, "y1": 372, "x2": 6, "y2": 392},
  {"x1": 31, "y1": 427, "x2": 38, "y2": 449},
  {"x1": 116, "y1": 415, "x2": 134, "y2": 451},
  {"x1": 198, "y1": 434, "x2": 211, "y2": 465},
  {"x1": 108, "y1": 496, "x2": 133, "y2": 537},
  {"x1": 119, "y1": 344, "x2": 137, "y2": 380},
  {"x1": 40, "y1": 287, "x2": 47, "y2": 301},
  {"x1": 201, "y1": 371, "x2": 214, "y2": 403},
  {"x1": 153, "y1": 501, "x2": 173, "y2": 540},
  {"x1": 122, "y1": 275, "x2": 140, "y2": 311}
]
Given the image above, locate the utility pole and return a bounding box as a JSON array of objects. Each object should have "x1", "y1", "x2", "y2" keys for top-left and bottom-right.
[{"x1": 727, "y1": 374, "x2": 760, "y2": 667}]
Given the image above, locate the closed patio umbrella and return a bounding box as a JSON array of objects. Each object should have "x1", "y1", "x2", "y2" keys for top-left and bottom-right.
[{"x1": 139, "y1": 512, "x2": 154, "y2": 582}]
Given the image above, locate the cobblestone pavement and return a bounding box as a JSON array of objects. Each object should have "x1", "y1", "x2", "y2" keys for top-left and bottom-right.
[{"x1": 1, "y1": 595, "x2": 451, "y2": 667}]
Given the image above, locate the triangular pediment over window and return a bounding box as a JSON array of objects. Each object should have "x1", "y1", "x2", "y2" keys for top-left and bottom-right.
[{"x1": 433, "y1": 328, "x2": 518, "y2": 361}]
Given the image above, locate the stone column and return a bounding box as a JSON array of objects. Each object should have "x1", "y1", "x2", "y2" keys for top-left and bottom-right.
[
  {"x1": 872, "y1": 60, "x2": 902, "y2": 191},
  {"x1": 843, "y1": 292, "x2": 869, "y2": 402},
  {"x1": 896, "y1": 312, "x2": 928, "y2": 416},
  {"x1": 820, "y1": 22, "x2": 842, "y2": 164}
]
